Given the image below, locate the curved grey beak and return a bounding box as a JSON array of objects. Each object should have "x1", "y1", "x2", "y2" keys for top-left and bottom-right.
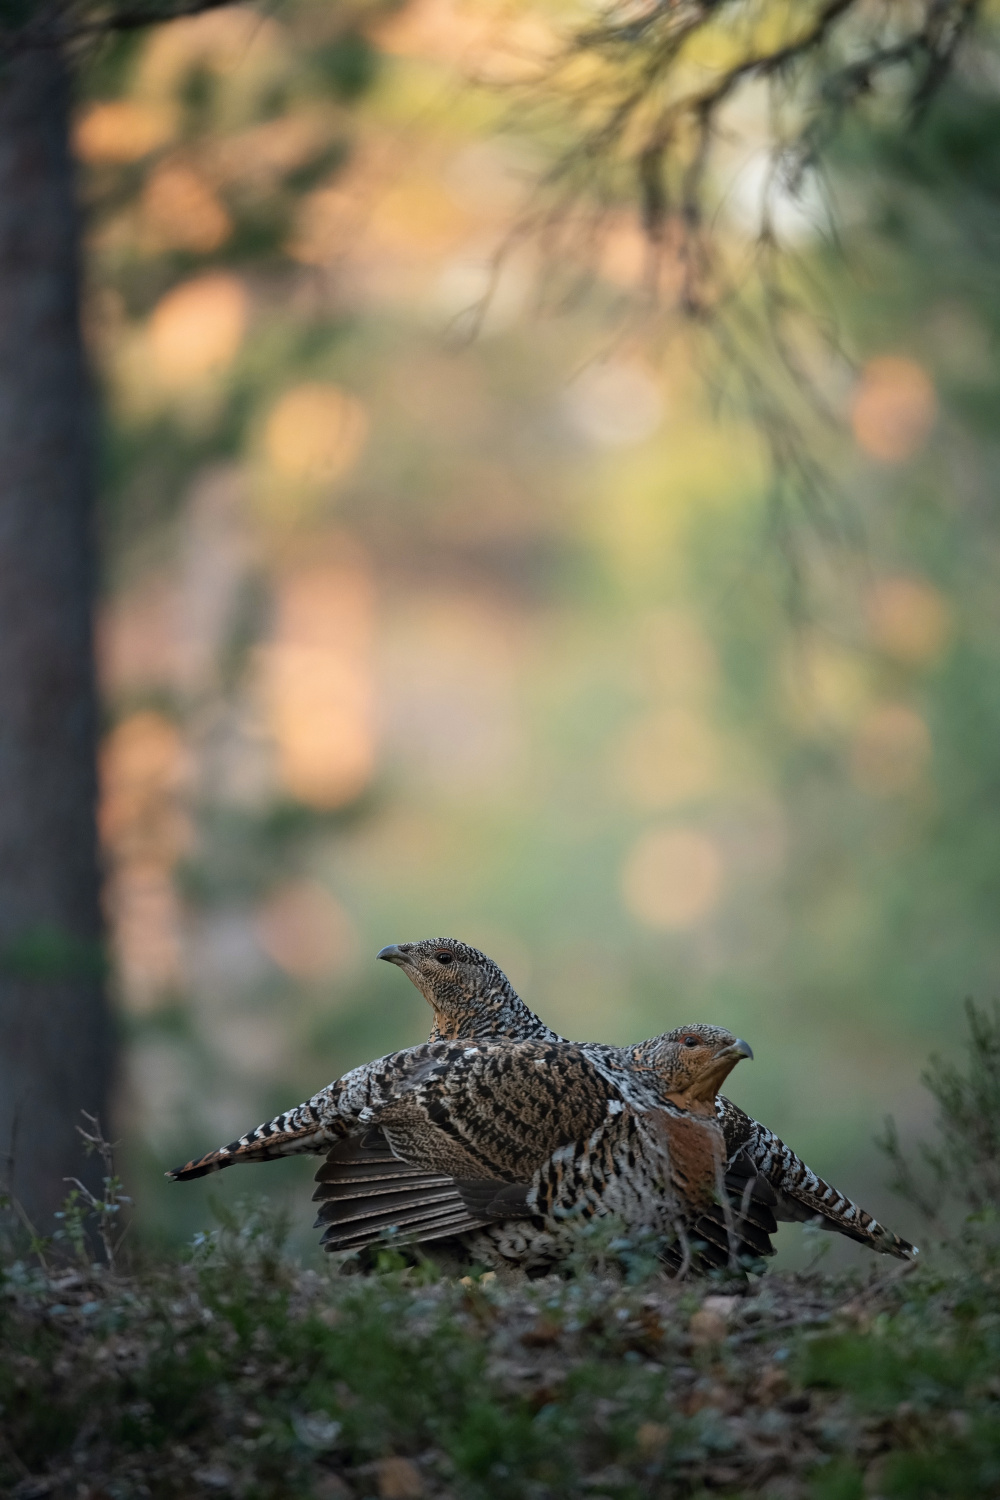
[
  {"x1": 732, "y1": 1038, "x2": 753, "y2": 1061},
  {"x1": 377, "y1": 944, "x2": 410, "y2": 967}
]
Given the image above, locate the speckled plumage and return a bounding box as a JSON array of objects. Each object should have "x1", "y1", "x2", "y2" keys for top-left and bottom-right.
[
  {"x1": 171, "y1": 1023, "x2": 771, "y2": 1272},
  {"x1": 711, "y1": 1100, "x2": 912, "y2": 1258},
  {"x1": 167, "y1": 1042, "x2": 469, "y2": 1180},
  {"x1": 307, "y1": 1025, "x2": 767, "y2": 1272},
  {"x1": 378, "y1": 938, "x2": 553, "y2": 1044},
  {"x1": 374, "y1": 938, "x2": 917, "y2": 1262},
  {"x1": 169, "y1": 937, "x2": 915, "y2": 1265},
  {"x1": 167, "y1": 938, "x2": 556, "y2": 1185}
]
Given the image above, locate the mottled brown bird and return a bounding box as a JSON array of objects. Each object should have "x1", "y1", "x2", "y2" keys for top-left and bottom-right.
[
  {"x1": 372, "y1": 938, "x2": 918, "y2": 1262},
  {"x1": 169, "y1": 937, "x2": 915, "y2": 1264},
  {"x1": 173, "y1": 1023, "x2": 769, "y2": 1271}
]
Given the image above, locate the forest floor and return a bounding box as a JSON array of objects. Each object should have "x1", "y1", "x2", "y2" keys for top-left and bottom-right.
[{"x1": 2, "y1": 1206, "x2": 998, "y2": 1500}]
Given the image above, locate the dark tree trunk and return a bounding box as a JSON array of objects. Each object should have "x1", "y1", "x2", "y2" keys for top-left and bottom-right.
[{"x1": 0, "y1": 46, "x2": 112, "y2": 1234}]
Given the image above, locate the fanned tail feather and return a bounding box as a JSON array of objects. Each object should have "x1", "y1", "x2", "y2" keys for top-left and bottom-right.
[{"x1": 312, "y1": 1131, "x2": 491, "y2": 1252}]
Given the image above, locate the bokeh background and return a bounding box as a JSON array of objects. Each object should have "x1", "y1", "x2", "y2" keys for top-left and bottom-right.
[{"x1": 78, "y1": 0, "x2": 1000, "y2": 1261}]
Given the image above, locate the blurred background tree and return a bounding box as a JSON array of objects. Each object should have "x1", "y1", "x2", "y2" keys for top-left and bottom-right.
[
  {"x1": 0, "y1": 0, "x2": 383, "y2": 1228},
  {"x1": 3, "y1": 0, "x2": 999, "y2": 1261},
  {"x1": 0, "y1": 41, "x2": 110, "y2": 1233}
]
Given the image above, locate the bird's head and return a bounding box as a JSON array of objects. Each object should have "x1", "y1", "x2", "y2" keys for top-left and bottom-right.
[
  {"x1": 376, "y1": 937, "x2": 517, "y2": 1038},
  {"x1": 636, "y1": 1023, "x2": 753, "y2": 1112}
]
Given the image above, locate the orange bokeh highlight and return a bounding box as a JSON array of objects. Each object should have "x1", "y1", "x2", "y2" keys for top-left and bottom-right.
[
  {"x1": 851, "y1": 356, "x2": 936, "y2": 464},
  {"x1": 141, "y1": 163, "x2": 231, "y2": 253},
  {"x1": 866, "y1": 575, "x2": 951, "y2": 665},
  {"x1": 621, "y1": 826, "x2": 723, "y2": 930},
  {"x1": 110, "y1": 867, "x2": 187, "y2": 1013},
  {"x1": 211, "y1": 115, "x2": 331, "y2": 192},
  {"x1": 851, "y1": 703, "x2": 931, "y2": 795},
  {"x1": 74, "y1": 100, "x2": 173, "y2": 163},
  {"x1": 148, "y1": 274, "x2": 248, "y2": 387},
  {"x1": 614, "y1": 707, "x2": 720, "y2": 808},
  {"x1": 639, "y1": 609, "x2": 718, "y2": 702},
  {"x1": 100, "y1": 712, "x2": 192, "y2": 1010},
  {"x1": 289, "y1": 187, "x2": 358, "y2": 266},
  {"x1": 373, "y1": 0, "x2": 552, "y2": 74},
  {"x1": 138, "y1": 7, "x2": 286, "y2": 98},
  {"x1": 255, "y1": 880, "x2": 358, "y2": 981},
  {"x1": 264, "y1": 383, "x2": 369, "y2": 486},
  {"x1": 258, "y1": 558, "x2": 375, "y2": 809},
  {"x1": 100, "y1": 711, "x2": 192, "y2": 863}
]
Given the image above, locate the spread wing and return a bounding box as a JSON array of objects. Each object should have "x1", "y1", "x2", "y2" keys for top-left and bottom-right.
[
  {"x1": 312, "y1": 1130, "x2": 522, "y2": 1251},
  {"x1": 312, "y1": 1130, "x2": 535, "y2": 1253},
  {"x1": 167, "y1": 1098, "x2": 340, "y2": 1180},
  {"x1": 311, "y1": 1040, "x2": 612, "y2": 1255},
  {"x1": 166, "y1": 1039, "x2": 546, "y2": 1185},
  {"x1": 166, "y1": 1045, "x2": 452, "y2": 1181},
  {"x1": 371, "y1": 1040, "x2": 615, "y2": 1182}
]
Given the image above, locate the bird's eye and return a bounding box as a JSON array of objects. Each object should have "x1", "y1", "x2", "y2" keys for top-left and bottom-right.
[
  {"x1": 435, "y1": 951, "x2": 454, "y2": 965},
  {"x1": 683, "y1": 1035, "x2": 700, "y2": 1048}
]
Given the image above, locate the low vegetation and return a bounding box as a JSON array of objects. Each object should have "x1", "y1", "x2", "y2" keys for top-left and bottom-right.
[{"x1": 4, "y1": 1004, "x2": 1000, "y2": 1500}]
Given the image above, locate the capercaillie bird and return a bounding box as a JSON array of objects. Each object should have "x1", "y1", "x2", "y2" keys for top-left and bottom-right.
[
  {"x1": 370, "y1": 937, "x2": 917, "y2": 1262},
  {"x1": 172, "y1": 1024, "x2": 773, "y2": 1272},
  {"x1": 169, "y1": 937, "x2": 916, "y2": 1264}
]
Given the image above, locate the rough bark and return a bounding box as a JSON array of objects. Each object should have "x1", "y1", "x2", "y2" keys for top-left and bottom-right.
[{"x1": 0, "y1": 46, "x2": 112, "y2": 1233}]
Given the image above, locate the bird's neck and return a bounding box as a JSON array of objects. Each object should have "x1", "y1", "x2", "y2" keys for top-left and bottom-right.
[
  {"x1": 662, "y1": 1091, "x2": 719, "y2": 1119},
  {"x1": 428, "y1": 985, "x2": 563, "y2": 1043}
]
